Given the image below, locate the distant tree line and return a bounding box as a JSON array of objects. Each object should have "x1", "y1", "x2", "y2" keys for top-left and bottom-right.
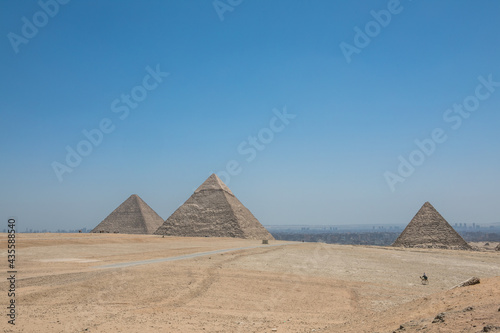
[
  {"x1": 271, "y1": 231, "x2": 500, "y2": 246},
  {"x1": 271, "y1": 232, "x2": 400, "y2": 246},
  {"x1": 1, "y1": 227, "x2": 90, "y2": 233},
  {"x1": 458, "y1": 231, "x2": 500, "y2": 242}
]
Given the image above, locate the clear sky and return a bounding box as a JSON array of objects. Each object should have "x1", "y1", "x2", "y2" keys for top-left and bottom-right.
[{"x1": 1, "y1": 0, "x2": 499, "y2": 231}]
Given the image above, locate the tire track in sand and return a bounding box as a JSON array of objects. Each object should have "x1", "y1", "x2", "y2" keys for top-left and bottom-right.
[{"x1": 165, "y1": 246, "x2": 287, "y2": 308}]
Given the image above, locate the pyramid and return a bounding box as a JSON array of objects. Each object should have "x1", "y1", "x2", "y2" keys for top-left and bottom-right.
[
  {"x1": 154, "y1": 174, "x2": 274, "y2": 240},
  {"x1": 392, "y1": 202, "x2": 471, "y2": 250},
  {"x1": 92, "y1": 194, "x2": 164, "y2": 234}
]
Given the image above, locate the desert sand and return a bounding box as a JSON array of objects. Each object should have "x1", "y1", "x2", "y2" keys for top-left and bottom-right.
[{"x1": 1, "y1": 233, "x2": 499, "y2": 333}]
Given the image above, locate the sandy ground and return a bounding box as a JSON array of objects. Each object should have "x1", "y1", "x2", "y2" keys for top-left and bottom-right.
[{"x1": 0, "y1": 234, "x2": 499, "y2": 333}]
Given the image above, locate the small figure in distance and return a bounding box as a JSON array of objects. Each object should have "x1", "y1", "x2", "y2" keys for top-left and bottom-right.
[{"x1": 420, "y1": 272, "x2": 428, "y2": 285}]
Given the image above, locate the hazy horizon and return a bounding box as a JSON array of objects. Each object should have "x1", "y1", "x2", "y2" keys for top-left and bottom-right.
[{"x1": 1, "y1": 1, "x2": 499, "y2": 231}]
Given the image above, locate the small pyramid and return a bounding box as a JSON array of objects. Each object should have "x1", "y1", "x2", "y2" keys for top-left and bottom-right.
[
  {"x1": 92, "y1": 194, "x2": 164, "y2": 234},
  {"x1": 154, "y1": 174, "x2": 274, "y2": 240},
  {"x1": 392, "y1": 202, "x2": 471, "y2": 250}
]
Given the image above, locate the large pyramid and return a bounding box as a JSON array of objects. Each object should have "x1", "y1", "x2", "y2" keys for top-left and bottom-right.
[
  {"x1": 92, "y1": 194, "x2": 164, "y2": 234},
  {"x1": 392, "y1": 202, "x2": 471, "y2": 250},
  {"x1": 154, "y1": 174, "x2": 274, "y2": 240}
]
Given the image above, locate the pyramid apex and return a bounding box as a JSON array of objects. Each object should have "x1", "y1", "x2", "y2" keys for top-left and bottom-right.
[
  {"x1": 194, "y1": 174, "x2": 233, "y2": 195},
  {"x1": 126, "y1": 194, "x2": 144, "y2": 204},
  {"x1": 420, "y1": 202, "x2": 440, "y2": 213}
]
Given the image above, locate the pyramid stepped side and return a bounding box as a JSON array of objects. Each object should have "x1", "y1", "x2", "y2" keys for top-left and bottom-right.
[
  {"x1": 223, "y1": 192, "x2": 275, "y2": 240},
  {"x1": 392, "y1": 202, "x2": 471, "y2": 249},
  {"x1": 155, "y1": 190, "x2": 245, "y2": 238},
  {"x1": 92, "y1": 195, "x2": 147, "y2": 234},
  {"x1": 155, "y1": 174, "x2": 274, "y2": 240},
  {"x1": 92, "y1": 195, "x2": 163, "y2": 234},
  {"x1": 135, "y1": 196, "x2": 165, "y2": 234}
]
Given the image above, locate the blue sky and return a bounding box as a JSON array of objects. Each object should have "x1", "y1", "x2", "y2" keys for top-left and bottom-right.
[{"x1": 1, "y1": 0, "x2": 499, "y2": 231}]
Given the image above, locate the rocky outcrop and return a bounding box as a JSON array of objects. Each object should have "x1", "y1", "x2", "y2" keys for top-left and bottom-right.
[{"x1": 451, "y1": 277, "x2": 480, "y2": 289}]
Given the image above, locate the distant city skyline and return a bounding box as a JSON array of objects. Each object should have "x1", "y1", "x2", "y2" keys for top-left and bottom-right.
[
  {"x1": 1, "y1": 1, "x2": 499, "y2": 231},
  {"x1": 8, "y1": 221, "x2": 500, "y2": 235}
]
